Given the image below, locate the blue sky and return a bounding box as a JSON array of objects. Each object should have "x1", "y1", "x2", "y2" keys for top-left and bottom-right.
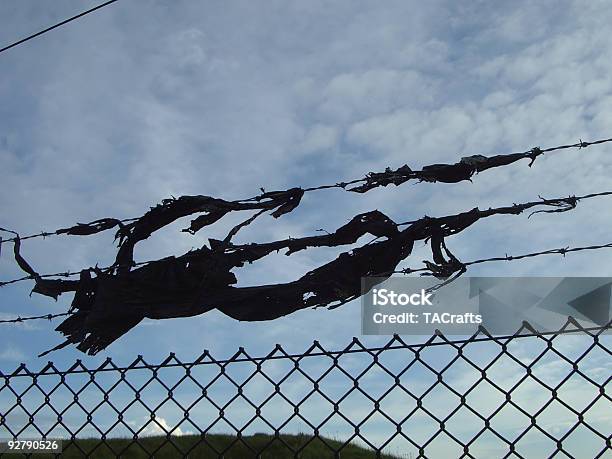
[{"x1": 1, "y1": 1, "x2": 611, "y2": 455}]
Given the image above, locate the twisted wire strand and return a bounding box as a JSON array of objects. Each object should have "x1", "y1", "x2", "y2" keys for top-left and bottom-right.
[
  {"x1": 1, "y1": 136, "x2": 609, "y2": 248},
  {"x1": 4, "y1": 240, "x2": 612, "y2": 325}
]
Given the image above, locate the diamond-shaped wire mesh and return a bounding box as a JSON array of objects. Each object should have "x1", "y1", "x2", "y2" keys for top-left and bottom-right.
[{"x1": 0, "y1": 317, "x2": 610, "y2": 458}]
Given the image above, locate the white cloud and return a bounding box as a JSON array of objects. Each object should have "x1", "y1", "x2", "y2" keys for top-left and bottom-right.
[{"x1": 141, "y1": 416, "x2": 191, "y2": 437}]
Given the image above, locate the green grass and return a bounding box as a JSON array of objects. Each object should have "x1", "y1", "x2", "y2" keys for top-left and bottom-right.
[{"x1": 28, "y1": 433, "x2": 403, "y2": 458}]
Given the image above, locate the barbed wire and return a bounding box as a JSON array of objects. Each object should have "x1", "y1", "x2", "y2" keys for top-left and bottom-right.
[
  {"x1": 1, "y1": 136, "x2": 610, "y2": 248},
  {"x1": 0, "y1": 219, "x2": 138, "y2": 243},
  {"x1": 3, "y1": 239, "x2": 612, "y2": 326},
  {"x1": 1, "y1": 190, "x2": 610, "y2": 290},
  {"x1": 394, "y1": 241, "x2": 612, "y2": 275},
  {"x1": 2, "y1": 137, "x2": 612, "y2": 354},
  {"x1": 0, "y1": 258, "x2": 152, "y2": 288},
  {"x1": 0, "y1": 311, "x2": 72, "y2": 324}
]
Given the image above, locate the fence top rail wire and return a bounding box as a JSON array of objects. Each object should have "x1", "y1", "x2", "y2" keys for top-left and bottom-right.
[{"x1": 2, "y1": 316, "x2": 609, "y2": 379}]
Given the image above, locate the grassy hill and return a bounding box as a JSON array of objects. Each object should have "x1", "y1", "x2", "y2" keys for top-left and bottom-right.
[{"x1": 30, "y1": 433, "x2": 403, "y2": 458}]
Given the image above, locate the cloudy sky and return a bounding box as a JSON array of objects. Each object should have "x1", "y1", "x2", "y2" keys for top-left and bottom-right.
[{"x1": 1, "y1": 0, "x2": 611, "y2": 455}]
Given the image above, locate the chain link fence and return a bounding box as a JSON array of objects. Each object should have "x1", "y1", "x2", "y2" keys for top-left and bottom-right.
[{"x1": 0, "y1": 318, "x2": 610, "y2": 458}]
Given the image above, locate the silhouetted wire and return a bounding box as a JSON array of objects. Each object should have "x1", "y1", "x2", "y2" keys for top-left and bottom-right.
[
  {"x1": 0, "y1": 312, "x2": 72, "y2": 324},
  {"x1": 0, "y1": 0, "x2": 120, "y2": 55},
  {"x1": 0, "y1": 136, "x2": 610, "y2": 247},
  {"x1": 1, "y1": 190, "x2": 611, "y2": 289},
  {"x1": 394, "y1": 241, "x2": 612, "y2": 275},
  {"x1": 4, "y1": 240, "x2": 612, "y2": 324},
  {"x1": 9, "y1": 320, "x2": 612, "y2": 376},
  {"x1": 2, "y1": 139, "x2": 612, "y2": 349}
]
